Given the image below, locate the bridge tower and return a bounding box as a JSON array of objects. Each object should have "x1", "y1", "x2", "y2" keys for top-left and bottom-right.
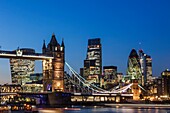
[
  {"x1": 42, "y1": 34, "x2": 65, "y2": 92},
  {"x1": 131, "y1": 79, "x2": 141, "y2": 100}
]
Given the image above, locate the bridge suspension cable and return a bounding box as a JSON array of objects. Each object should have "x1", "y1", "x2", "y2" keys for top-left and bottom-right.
[
  {"x1": 65, "y1": 62, "x2": 104, "y2": 93},
  {"x1": 65, "y1": 62, "x2": 110, "y2": 93},
  {"x1": 65, "y1": 62, "x2": 139, "y2": 94}
]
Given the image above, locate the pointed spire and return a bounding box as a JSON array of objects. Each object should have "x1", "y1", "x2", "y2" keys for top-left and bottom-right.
[
  {"x1": 61, "y1": 38, "x2": 65, "y2": 47},
  {"x1": 129, "y1": 49, "x2": 138, "y2": 58},
  {"x1": 50, "y1": 33, "x2": 58, "y2": 46},
  {"x1": 52, "y1": 32, "x2": 55, "y2": 36},
  {"x1": 42, "y1": 40, "x2": 46, "y2": 49}
]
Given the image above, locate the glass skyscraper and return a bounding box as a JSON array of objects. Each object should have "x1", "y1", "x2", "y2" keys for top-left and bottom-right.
[
  {"x1": 127, "y1": 49, "x2": 152, "y2": 86},
  {"x1": 103, "y1": 66, "x2": 117, "y2": 82},
  {"x1": 127, "y1": 49, "x2": 142, "y2": 84},
  {"x1": 10, "y1": 48, "x2": 35, "y2": 85},
  {"x1": 22, "y1": 73, "x2": 43, "y2": 92},
  {"x1": 83, "y1": 38, "x2": 102, "y2": 85},
  {"x1": 161, "y1": 69, "x2": 170, "y2": 97},
  {"x1": 139, "y1": 49, "x2": 152, "y2": 85},
  {"x1": 103, "y1": 66, "x2": 117, "y2": 89}
]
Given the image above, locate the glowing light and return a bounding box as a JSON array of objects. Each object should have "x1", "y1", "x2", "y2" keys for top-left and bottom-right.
[{"x1": 57, "y1": 82, "x2": 60, "y2": 87}]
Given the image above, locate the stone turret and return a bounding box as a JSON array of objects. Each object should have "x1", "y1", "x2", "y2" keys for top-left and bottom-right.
[{"x1": 42, "y1": 40, "x2": 46, "y2": 54}]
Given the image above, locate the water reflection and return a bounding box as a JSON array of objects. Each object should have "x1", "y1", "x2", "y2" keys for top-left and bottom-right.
[
  {"x1": 38, "y1": 108, "x2": 81, "y2": 113},
  {"x1": 38, "y1": 107, "x2": 170, "y2": 113},
  {"x1": 39, "y1": 108, "x2": 62, "y2": 113}
]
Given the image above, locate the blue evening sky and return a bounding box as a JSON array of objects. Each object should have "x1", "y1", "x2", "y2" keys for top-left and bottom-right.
[{"x1": 0, "y1": 0, "x2": 170, "y2": 84}]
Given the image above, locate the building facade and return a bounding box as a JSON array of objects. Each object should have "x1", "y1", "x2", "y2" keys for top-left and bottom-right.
[
  {"x1": 0, "y1": 84, "x2": 22, "y2": 104},
  {"x1": 117, "y1": 73, "x2": 123, "y2": 83},
  {"x1": 83, "y1": 38, "x2": 102, "y2": 86},
  {"x1": 103, "y1": 66, "x2": 117, "y2": 89},
  {"x1": 127, "y1": 49, "x2": 143, "y2": 85},
  {"x1": 161, "y1": 69, "x2": 170, "y2": 97},
  {"x1": 138, "y1": 50, "x2": 152, "y2": 85},
  {"x1": 146, "y1": 55, "x2": 152, "y2": 83},
  {"x1": 10, "y1": 48, "x2": 35, "y2": 85},
  {"x1": 22, "y1": 73, "x2": 43, "y2": 92}
]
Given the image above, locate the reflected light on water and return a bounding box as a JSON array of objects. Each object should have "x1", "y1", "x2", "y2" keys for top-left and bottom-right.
[
  {"x1": 38, "y1": 108, "x2": 81, "y2": 113},
  {"x1": 37, "y1": 107, "x2": 170, "y2": 113},
  {"x1": 38, "y1": 109, "x2": 62, "y2": 113}
]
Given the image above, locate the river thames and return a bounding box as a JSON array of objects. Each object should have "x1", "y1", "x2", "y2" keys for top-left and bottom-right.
[
  {"x1": 37, "y1": 107, "x2": 170, "y2": 113},
  {"x1": 9, "y1": 108, "x2": 170, "y2": 113},
  {"x1": 7, "y1": 104, "x2": 170, "y2": 113}
]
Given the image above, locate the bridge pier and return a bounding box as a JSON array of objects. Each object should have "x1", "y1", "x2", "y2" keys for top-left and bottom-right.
[{"x1": 43, "y1": 59, "x2": 53, "y2": 91}]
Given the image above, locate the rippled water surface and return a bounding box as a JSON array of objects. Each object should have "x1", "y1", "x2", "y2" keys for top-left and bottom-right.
[
  {"x1": 39, "y1": 106, "x2": 170, "y2": 113},
  {"x1": 11, "y1": 106, "x2": 170, "y2": 113}
]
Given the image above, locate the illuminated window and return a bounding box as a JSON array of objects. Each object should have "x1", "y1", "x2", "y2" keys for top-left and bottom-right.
[
  {"x1": 57, "y1": 54, "x2": 60, "y2": 57},
  {"x1": 60, "y1": 47, "x2": 63, "y2": 51},
  {"x1": 55, "y1": 47, "x2": 57, "y2": 51},
  {"x1": 57, "y1": 82, "x2": 60, "y2": 87}
]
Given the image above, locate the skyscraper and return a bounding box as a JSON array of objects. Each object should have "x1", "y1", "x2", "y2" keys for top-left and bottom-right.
[
  {"x1": 138, "y1": 50, "x2": 152, "y2": 85},
  {"x1": 127, "y1": 49, "x2": 142, "y2": 84},
  {"x1": 161, "y1": 69, "x2": 170, "y2": 97},
  {"x1": 146, "y1": 55, "x2": 152, "y2": 82},
  {"x1": 83, "y1": 38, "x2": 102, "y2": 85},
  {"x1": 10, "y1": 48, "x2": 35, "y2": 85},
  {"x1": 103, "y1": 66, "x2": 117, "y2": 81},
  {"x1": 103, "y1": 66, "x2": 117, "y2": 89},
  {"x1": 22, "y1": 73, "x2": 43, "y2": 92}
]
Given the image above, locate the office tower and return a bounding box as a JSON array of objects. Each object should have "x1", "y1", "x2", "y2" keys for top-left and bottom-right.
[
  {"x1": 22, "y1": 73, "x2": 43, "y2": 92},
  {"x1": 30, "y1": 73, "x2": 43, "y2": 84},
  {"x1": 147, "y1": 77, "x2": 162, "y2": 96},
  {"x1": 103, "y1": 66, "x2": 117, "y2": 89},
  {"x1": 10, "y1": 48, "x2": 35, "y2": 85},
  {"x1": 156, "y1": 77, "x2": 162, "y2": 96},
  {"x1": 80, "y1": 68, "x2": 84, "y2": 77},
  {"x1": 138, "y1": 50, "x2": 152, "y2": 85},
  {"x1": 42, "y1": 34, "x2": 65, "y2": 92},
  {"x1": 117, "y1": 73, "x2": 123, "y2": 88},
  {"x1": 146, "y1": 55, "x2": 152, "y2": 82},
  {"x1": 127, "y1": 49, "x2": 142, "y2": 84},
  {"x1": 83, "y1": 38, "x2": 102, "y2": 85},
  {"x1": 117, "y1": 73, "x2": 123, "y2": 83},
  {"x1": 103, "y1": 66, "x2": 117, "y2": 82},
  {"x1": 161, "y1": 69, "x2": 170, "y2": 97},
  {"x1": 0, "y1": 84, "x2": 22, "y2": 104}
]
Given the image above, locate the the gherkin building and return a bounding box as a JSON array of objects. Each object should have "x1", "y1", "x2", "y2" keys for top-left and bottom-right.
[{"x1": 127, "y1": 49, "x2": 142, "y2": 82}]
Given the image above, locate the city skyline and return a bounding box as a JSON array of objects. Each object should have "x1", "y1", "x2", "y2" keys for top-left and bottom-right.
[{"x1": 0, "y1": 0, "x2": 170, "y2": 84}]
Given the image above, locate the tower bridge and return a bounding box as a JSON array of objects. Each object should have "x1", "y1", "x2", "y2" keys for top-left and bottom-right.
[
  {"x1": 0, "y1": 34, "x2": 145, "y2": 105},
  {"x1": 0, "y1": 34, "x2": 65, "y2": 93}
]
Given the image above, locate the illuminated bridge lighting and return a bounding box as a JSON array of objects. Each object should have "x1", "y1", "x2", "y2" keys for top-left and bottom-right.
[
  {"x1": 0, "y1": 52, "x2": 54, "y2": 60},
  {"x1": 65, "y1": 62, "x2": 136, "y2": 94},
  {"x1": 0, "y1": 48, "x2": 143, "y2": 95}
]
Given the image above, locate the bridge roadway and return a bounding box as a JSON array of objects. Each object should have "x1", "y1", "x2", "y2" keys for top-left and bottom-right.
[
  {"x1": 0, "y1": 50, "x2": 53, "y2": 60},
  {"x1": 72, "y1": 92, "x2": 133, "y2": 103},
  {"x1": 0, "y1": 91, "x2": 133, "y2": 105}
]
